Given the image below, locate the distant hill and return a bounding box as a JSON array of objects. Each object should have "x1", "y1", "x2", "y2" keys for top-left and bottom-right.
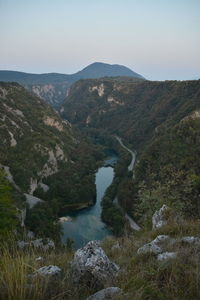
[
  {"x1": 71, "y1": 62, "x2": 144, "y2": 80},
  {"x1": 0, "y1": 63, "x2": 144, "y2": 107}
]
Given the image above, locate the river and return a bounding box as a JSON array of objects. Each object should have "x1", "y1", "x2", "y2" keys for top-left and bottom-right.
[{"x1": 61, "y1": 160, "x2": 116, "y2": 249}]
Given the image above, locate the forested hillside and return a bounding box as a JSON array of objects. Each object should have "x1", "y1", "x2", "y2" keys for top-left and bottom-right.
[
  {"x1": 0, "y1": 63, "x2": 144, "y2": 107},
  {"x1": 62, "y1": 78, "x2": 200, "y2": 225},
  {"x1": 0, "y1": 82, "x2": 101, "y2": 238}
]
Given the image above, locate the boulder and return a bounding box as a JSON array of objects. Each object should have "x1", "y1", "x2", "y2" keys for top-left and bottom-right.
[
  {"x1": 33, "y1": 265, "x2": 61, "y2": 277},
  {"x1": 157, "y1": 252, "x2": 177, "y2": 261},
  {"x1": 86, "y1": 287, "x2": 122, "y2": 300},
  {"x1": 181, "y1": 236, "x2": 200, "y2": 245},
  {"x1": 152, "y1": 204, "x2": 170, "y2": 229},
  {"x1": 17, "y1": 238, "x2": 55, "y2": 250},
  {"x1": 71, "y1": 241, "x2": 119, "y2": 288},
  {"x1": 137, "y1": 235, "x2": 170, "y2": 255}
]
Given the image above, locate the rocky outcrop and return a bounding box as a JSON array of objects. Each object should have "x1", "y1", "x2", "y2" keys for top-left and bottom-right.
[
  {"x1": 137, "y1": 235, "x2": 170, "y2": 255},
  {"x1": 157, "y1": 252, "x2": 177, "y2": 261},
  {"x1": 43, "y1": 116, "x2": 64, "y2": 131},
  {"x1": 32, "y1": 265, "x2": 61, "y2": 277},
  {"x1": 181, "y1": 236, "x2": 200, "y2": 245},
  {"x1": 17, "y1": 238, "x2": 55, "y2": 250},
  {"x1": 86, "y1": 287, "x2": 122, "y2": 300},
  {"x1": 152, "y1": 204, "x2": 172, "y2": 229},
  {"x1": 24, "y1": 193, "x2": 44, "y2": 209},
  {"x1": 89, "y1": 84, "x2": 105, "y2": 97},
  {"x1": 71, "y1": 241, "x2": 119, "y2": 289}
]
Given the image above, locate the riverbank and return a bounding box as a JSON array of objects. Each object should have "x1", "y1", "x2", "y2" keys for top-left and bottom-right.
[
  {"x1": 61, "y1": 164, "x2": 114, "y2": 248},
  {"x1": 114, "y1": 135, "x2": 140, "y2": 231}
]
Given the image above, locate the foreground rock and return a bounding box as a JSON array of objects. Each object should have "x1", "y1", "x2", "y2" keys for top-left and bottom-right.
[
  {"x1": 86, "y1": 287, "x2": 122, "y2": 300},
  {"x1": 152, "y1": 205, "x2": 170, "y2": 229},
  {"x1": 152, "y1": 204, "x2": 182, "y2": 230},
  {"x1": 17, "y1": 238, "x2": 55, "y2": 250},
  {"x1": 181, "y1": 236, "x2": 200, "y2": 245},
  {"x1": 157, "y1": 252, "x2": 177, "y2": 261},
  {"x1": 137, "y1": 235, "x2": 170, "y2": 255},
  {"x1": 71, "y1": 241, "x2": 119, "y2": 289},
  {"x1": 33, "y1": 265, "x2": 61, "y2": 277}
]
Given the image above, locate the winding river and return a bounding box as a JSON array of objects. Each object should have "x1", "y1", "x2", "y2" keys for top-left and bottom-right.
[
  {"x1": 61, "y1": 138, "x2": 140, "y2": 248},
  {"x1": 61, "y1": 159, "x2": 116, "y2": 249}
]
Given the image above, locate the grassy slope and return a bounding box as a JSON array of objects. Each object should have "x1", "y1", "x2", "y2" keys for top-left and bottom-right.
[{"x1": 0, "y1": 218, "x2": 199, "y2": 300}]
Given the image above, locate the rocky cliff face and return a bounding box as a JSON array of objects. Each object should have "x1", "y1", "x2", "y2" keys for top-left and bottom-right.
[{"x1": 25, "y1": 83, "x2": 70, "y2": 108}]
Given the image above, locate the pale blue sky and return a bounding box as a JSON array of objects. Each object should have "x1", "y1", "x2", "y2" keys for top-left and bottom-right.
[{"x1": 0, "y1": 0, "x2": 199, "y2": 80}]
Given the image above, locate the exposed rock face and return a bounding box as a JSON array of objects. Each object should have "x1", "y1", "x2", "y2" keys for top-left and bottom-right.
[
  {"x1": 107, "y1": 96, "x2": 124, "y2": 106},
  {"x1": 157, "y1": 252, "x2": 177, "y2": 261},
  {"x1": 152, "y1": 205, "x2": 170, "y2": 229},
  {"x1": 33, "y1": 265, "x2": 61, "y2": 277},
  {"x1": 71, "y1": 241, "x2": 119, "y2": 288},
  {"x1": 137, "y1": 235, "x2": 170, "y2": 255},
  {"x1": 0, "y1": 165, "x2": 21, "y2": 191},
  {"x1": 43, "y1": 116, "x2": 64, "y2": 131},
  {"x1": 86, "y1": 287, "x2": 122, "y2": 300},
  {"x1": 89, "y1": 84, "x2": 105, "y2": 97},
  {"x1": 24, "y1": 193, "x2": 44, "y2": 209}
]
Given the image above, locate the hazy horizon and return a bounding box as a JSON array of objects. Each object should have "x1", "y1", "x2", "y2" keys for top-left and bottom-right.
[{"x1": 1, "y1": 0, "x2": 200, "y2": 80}]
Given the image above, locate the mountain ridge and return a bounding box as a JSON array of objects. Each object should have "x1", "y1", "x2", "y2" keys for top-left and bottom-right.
[
  {"x1": 0, "y1": 63, "x2": 144, "y2": 107},
  {"x1": 0, "y1": 62, "x2": 144, "y2": 82}
]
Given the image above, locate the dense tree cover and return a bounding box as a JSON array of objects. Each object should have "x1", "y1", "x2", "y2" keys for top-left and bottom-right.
[
  {"x1": 62, "y1": 78, "x2": 200, "y2": 226},
  {"x1": 0, "y1": 83, "x2": 103, "y2": 238},
  {"x1": 0, "y1": 170, "x2": 16, "y2": 238}
]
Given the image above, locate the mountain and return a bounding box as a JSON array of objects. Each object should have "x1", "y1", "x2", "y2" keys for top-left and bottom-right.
[
  {"x1": 71, "y1": 62, "x2": 144, "y2": 80},
  {"x1": 61, "y1": 78, "x2": 200, "y2": 223},
  {"x1": 0, "y1": 82, "x2": 99, "y2": 238},
  {"x1": 0, "y1": 63, "x2": 144, "y2": 107}
]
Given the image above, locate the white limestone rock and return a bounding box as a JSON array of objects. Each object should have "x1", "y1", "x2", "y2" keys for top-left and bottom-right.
[
  {"x1": 86, "y1": 287, "x2": 122, "y2": 300},
  {"x1": 17, "y1": 238, "x2": 55, "y2": 250},
  {"x1": 33, "y1": 265, "x2": 61, "y2": 277},
  {"x1": 24, "y1": 193, "x2": 44, "y2": 209},
  {"x1": 152, "y1": 204, "x2": 170, "y2": 229},
  {"x1": 35, "y1": 256, "x2": 44, "y2": 262},
  {"x1": 71, "y1": 241, "x2": 119, "y2": 288},
  {"x1": 137, "y1": 235, "x2": 170, "y2": 255},
  {"x1": 181, "y1": 236, "x2": 200, "y2": 245},
  {"x1": 157, "y1": 252, "x2": 177, "y2": 261}
]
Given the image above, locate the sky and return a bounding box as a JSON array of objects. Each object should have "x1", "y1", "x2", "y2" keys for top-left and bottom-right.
[{"x1": 0, "y1": 0, "x2": 200, "y2": 80}]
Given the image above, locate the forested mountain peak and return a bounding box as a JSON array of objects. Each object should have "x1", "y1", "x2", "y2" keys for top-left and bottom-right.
[{"x1": 0, "y1": 63, "x2": 144, "y2": 107}]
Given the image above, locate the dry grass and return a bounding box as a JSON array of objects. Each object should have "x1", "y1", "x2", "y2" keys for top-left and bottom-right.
[
  {"x1": 102, "y1": 219, "x2": 200, "y2": 300},
  {"x1": 0, "y1": 220, "x2": 199, "y2": 300}
]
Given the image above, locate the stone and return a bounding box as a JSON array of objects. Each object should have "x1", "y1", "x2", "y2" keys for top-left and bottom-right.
[
  {"x1": 31, "y1": 238, "x2": 55, "y2": 250},
  {"x1": 33, "y1": 265, "x2": 61, "y2": 277},
  {"x1": 17, "y1": 238, "x2": 55, "y2": 250},
  {"x1": 86, "y1": 287, "x2": 122, "y2": 300},
  {"x1": 181, "y1": 236, "x2": 200, "y2": 245},
  {"x1": 71, "y1": 241, "x2": 119, "y2": 288},
  {"x1": 157, "y1": 252, "x2": 177, "y2": 261},
  {"x1": 152, "y1": 204, "x2": 170, "y2": 229},
  {"x1": 137, "y1": 235, "x2": 170, "y2": 255},
  {"x1": 35, "y1": 256, "x2": 44, "y2": 262}
]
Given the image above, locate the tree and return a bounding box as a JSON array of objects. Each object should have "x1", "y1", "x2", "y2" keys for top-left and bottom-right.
[{"x1": 0, "y1": 170, "x2": 16, "y2": 237}]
